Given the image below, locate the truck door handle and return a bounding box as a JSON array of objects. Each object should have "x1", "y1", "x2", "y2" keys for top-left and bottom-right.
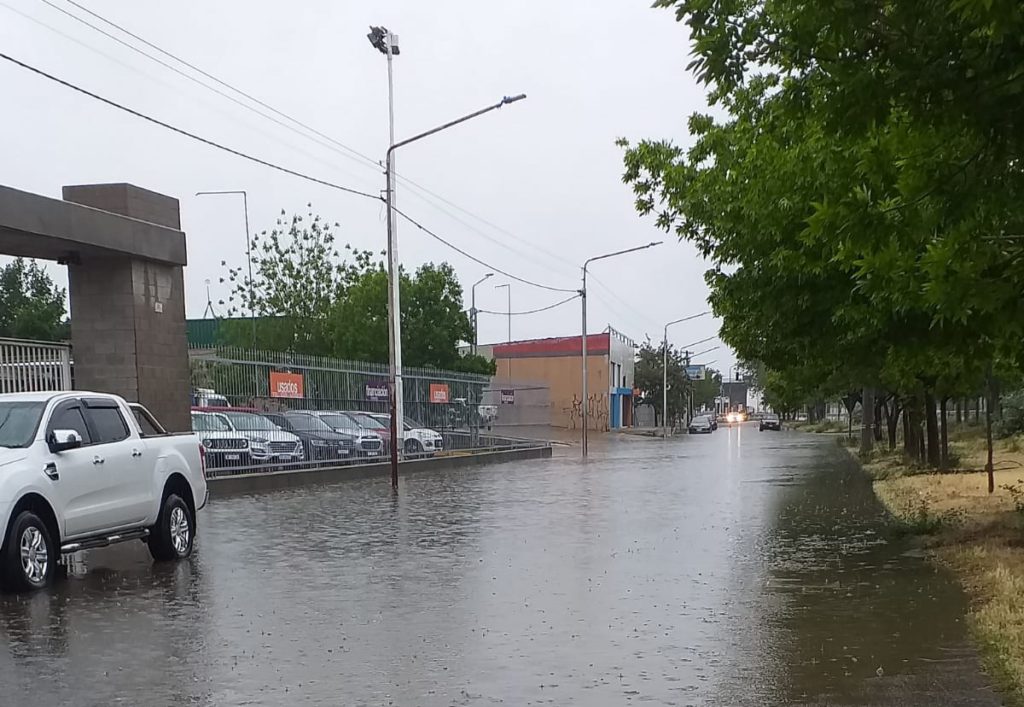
[
  {"x1": 92, "y1": 456, "x2": 105, "y2": 465},
  {"x1": 44, "y1": 463, "x2": 59, "y2": 481},
  {"x1": 131, "y1": 449, "x2": 143, "y2": 458}
]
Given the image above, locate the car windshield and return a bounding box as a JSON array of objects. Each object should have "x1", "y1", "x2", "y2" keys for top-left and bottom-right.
[
  {"x1": 192, "y1": 413, "x2": 231, "y2": 432},
  {"x1": 320, "y1": 413, "x2": 360, "y2": 430},
  {"x1": 221, "y1": 412, "x2": 279, "y2": 431},
  {"x1": 348, "y1": 413, "x2": 386, "y2": 430},
  {"x1": 0, "y1": 401, "x2": 46, "y2": 448},
  {"x1": 288, "y1": 414, "x2": 334, "y2": 433}
]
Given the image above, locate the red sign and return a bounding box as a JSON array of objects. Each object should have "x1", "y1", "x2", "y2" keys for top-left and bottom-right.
[
  {"x1": 270, "y1": 371, "x2": 304, "y2": 399},
  {"x1": 429, "y1": 383, "x2": 450, "y2": 404}
]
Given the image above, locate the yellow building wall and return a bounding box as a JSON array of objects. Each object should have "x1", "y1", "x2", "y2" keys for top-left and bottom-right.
[{"x1": 495, "y1": 354, "x2": 609, "y2": 430}]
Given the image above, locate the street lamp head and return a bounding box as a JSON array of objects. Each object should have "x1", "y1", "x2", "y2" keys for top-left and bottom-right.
[
  {"x1": 368, "y1": 26, "x2": 399, "y2": 55},
  {"x1": 649, "y1": 241, "x2": 664, "y2": 248},
  {"x1": 500, "y1": 94, "x2": 527, "y2": 106}
]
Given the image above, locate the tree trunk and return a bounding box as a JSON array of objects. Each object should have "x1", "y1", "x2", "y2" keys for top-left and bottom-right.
[
  {"x1": 924, "y1": 391, "x2": 940, "y2": 468},
  {"x1": 939, "y1": 397, "x2": 950, "y2": 470},
  {"x1": 873, "y1": 396, "x2": 884, "y2": 442},
  {"x1": 886, "y1": 398, "x2": 900, "y2": 451},
  {"x1": 986, "y1": 372, "x2": 995, "y2": 494},
  {"x1": 860, "y1": 387, "x2": 875, "y2": 456},
  {"x1": 903, "y1": 397, "x2": 919, "y2": 462},
  {"x1": 955, "y1": 399, "x2": 963, "y2": 424}
]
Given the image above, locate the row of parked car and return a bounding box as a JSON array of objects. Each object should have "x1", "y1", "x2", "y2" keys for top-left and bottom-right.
[{"x1": 190, "y1": 407, "x2": 444, "y2": 470}]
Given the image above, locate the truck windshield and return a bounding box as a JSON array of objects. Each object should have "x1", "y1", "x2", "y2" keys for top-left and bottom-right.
[{"x1": 0, "y1": 401, "x2": 46, "y2": 448}]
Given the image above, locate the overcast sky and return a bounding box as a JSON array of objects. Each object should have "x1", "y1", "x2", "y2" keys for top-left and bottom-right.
[{"x1": 0, "y1": 0, "x2": 733, "y2": 371}]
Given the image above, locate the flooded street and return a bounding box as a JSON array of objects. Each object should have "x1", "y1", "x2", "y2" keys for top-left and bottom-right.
[{"x1": 0, "y1": 426, "x2": 1000, "y2": 706}]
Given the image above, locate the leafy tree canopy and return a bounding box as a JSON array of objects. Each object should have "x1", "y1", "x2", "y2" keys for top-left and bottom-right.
[{"x1": 0, "y1": 258, "x2": 68, "y2": 342}]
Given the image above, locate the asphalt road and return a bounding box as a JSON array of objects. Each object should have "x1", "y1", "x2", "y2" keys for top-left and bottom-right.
[{"x1": 0, "y1": 424, "x2": 1002, "y2": 706}]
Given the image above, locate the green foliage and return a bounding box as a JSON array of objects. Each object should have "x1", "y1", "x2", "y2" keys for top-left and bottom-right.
[
  {"x1": 634, "y1": 339, "x2": 689, "y2": 426},
  {"x1": 996, "y1": 391, "x2": 1024, "y2": 439},
  {"x1": 0, "y1": 258, "x2": 68, "y2": 341},
  {"x1": 620, "y1": 0, "x2": 1024, "y2": 435},
  {"x1": 222, "y1": 207, "x2": 481, "y2": 371}
]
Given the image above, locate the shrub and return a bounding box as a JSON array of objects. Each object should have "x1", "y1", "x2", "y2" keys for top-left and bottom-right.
[{"x1": 996, "y1": 390, "x2": 1024, "y2": 439}]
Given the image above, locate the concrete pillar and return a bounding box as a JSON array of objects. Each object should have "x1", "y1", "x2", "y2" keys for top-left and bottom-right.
[{"x1": 63, "y1": 184, "x2": 191, "y2": 432}]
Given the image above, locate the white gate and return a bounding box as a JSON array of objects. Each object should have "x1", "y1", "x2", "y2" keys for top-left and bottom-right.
[{"x1": 0, "y1": 338, "x2": 72, "y2": 393}]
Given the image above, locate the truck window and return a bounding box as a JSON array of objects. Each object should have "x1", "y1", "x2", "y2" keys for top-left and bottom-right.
[
  {"x1": 48, "y1": 403, "x2": 92, "y2": 444},
  {"x1": 87, "y1": 407, "x2": 130, "y2": 444}
]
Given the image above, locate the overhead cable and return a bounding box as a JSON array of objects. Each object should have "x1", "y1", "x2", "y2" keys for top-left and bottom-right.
[{"x1": 476, "y1": 294, "x2": 580, "y2": 316}]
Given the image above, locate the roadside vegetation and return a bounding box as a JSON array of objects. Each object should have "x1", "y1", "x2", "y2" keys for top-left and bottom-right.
[
  {"x1": 620, "y1": 1, "x2": 1024, "y2": 701},
  {"x1": 867, "y1": 425, "x2": 1024, "y2": 704}
]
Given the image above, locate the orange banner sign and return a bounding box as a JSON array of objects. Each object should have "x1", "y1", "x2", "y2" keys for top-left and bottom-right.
[
  {"x1": 429, "y1": 383, "x2": 450, "y2": 404},
  {"x1": 270, "y1": 371, "x2": 304, "y2": 399}
]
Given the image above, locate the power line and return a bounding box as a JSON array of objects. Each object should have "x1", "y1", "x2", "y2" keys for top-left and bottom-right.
[
  {"x1": 0, "y1": 50, "x2": 382, "y2": 201},
  {"x1": 49, "y1": 0, "x2": 579, "y2": 277},
  {"x1": 477, "y1": 294, "x2": 580, "y2": 316},
  {"x1": 0, "y1": 48, "x2": 578, "y2": 298},
  {"x1": 391, "y1": 207, "x2": 578, "y2": 293}
]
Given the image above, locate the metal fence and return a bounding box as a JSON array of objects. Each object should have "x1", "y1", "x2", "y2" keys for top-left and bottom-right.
[
  {"x1": 0, "y1": 338, "x2": 72, "y2": 394},
  {"x1": 188, "y1": 347, "x2": 547, "y2": 477}
]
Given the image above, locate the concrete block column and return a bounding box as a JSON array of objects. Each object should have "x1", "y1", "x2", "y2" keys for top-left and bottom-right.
[{"x1": 63, "y1": 184, "x2": 191, "y2": 432}]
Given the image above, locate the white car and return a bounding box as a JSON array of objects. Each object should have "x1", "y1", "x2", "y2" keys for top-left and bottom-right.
[
  {"x1": 367, "y1": 413, "x2": 444, "y2": 456},
  {"x1": 0, "y1": 392, "x2": 207, "y2": 592},
  {"x1": 209, "y1": 409, "x2": 304, "y2": 465},
  {"x1": 191, "y1": 411, "x2": 251, "y2": 470}
]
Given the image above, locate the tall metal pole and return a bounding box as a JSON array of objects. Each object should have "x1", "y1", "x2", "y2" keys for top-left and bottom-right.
[
  {"x1": 470, "y1": 273, "x2": 493, "y2": 355},
  {"x1": 382, "y1": 93, "x2": 527, "y2": 486},
  {"x1": 495, "y1": 283, "x2": 511, "y2": 377},
  {"x1": 580, "y1": 242, "x2": 662, "y2": 458},
  {"x1": 195, "y1": 190, "x2": 255, "y2": 349},
  {"x1": 662, "y1": 311, "x2": 711, "y2": 438}
]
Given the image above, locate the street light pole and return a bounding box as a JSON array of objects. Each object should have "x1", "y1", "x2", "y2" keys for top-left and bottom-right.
[
  {"x1": 495, "y1": 283, "x2": 511, "y2": 378},
  {"x1": 381, "y1": 93, "x2": 527, "y2": 489},
  {"x1": 195, "y1": 190, "x2": 255, "y2": 348},
  {"x1": 580, "y1": 242, "x2": 662, "y2": 458},
  {"x1": 470, "y1": 273, "x2": 493, "y2": 355},
  {"x1": 662, "y1": 311, "x2": 710, "y2": 438}
]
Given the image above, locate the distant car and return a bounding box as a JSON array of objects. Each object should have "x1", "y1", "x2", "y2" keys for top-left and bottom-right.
[
  {"x1": 197, "y1": 408, "x2": 304, "y2": 466},
  {"x1": 263, "y1": 412, "x2": 356, "y2": 464},
  {"x1": 726, "y1": 411, "x2": 748, "y2": 424},
  {"x1": 301, "y1": 411, "x2": 385, "y2": 460},
  {"x1": 688, "y1": 415, "x2": 713, "y2": 434},
  {"x1": 759, "y1": 414, "x2": 781, "y2": 432},
  {"x1": 191, "y1": 411, "x2": 251, "y2": 470},
  {"x1": 367, "y1": 413, "x2": 444, "y2": 456}
]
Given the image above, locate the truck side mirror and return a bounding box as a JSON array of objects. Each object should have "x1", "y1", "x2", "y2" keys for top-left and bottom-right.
[{"x1": 48, "y1": 430, "x2": 83, "y2": 453}]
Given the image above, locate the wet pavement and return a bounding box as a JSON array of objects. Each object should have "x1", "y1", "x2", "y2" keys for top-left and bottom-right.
[{"x1": 0, "y1": 425, "x2": 1003, "y2": 706}]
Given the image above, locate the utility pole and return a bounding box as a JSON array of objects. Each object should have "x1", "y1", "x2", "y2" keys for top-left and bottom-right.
[
  {"x1": 662, "y1": 312, "x2": 709, "y2": 438},
  {"x1": 470, "y1": 273, "x2": 493, "y2": 355},
  {"x1": 195, "y1": 190, "x2": 255, "y2": 348},
  {"x1": 581, "y1": 242, "x2": 662, "y2": 457},
  {"x1": 495, "y1": 283, "x2": 511, "y2": 378}
]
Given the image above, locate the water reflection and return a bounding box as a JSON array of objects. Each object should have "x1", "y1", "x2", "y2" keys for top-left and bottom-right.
[{"x1": 0, "y1": 426, "x2": 998, "y2": 706}]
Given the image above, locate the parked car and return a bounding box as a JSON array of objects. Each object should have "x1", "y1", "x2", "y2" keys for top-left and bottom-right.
[
  {"x1": 196, "y1": 408, "x2": 304, "y2": 466},
  {"x1": 759, "y1": 414, "x2": 781, "y2": 432},
  {"x1": 0, "y1": 391, "x2": 207, "y2": 592},
  {"x1": 300, "y1": 411, "x2": 385, "y2": 460},
  {"x1": 688, "y1": 415, "x2": 714, "y2": 434},
  {"x1": 191, "y1": 411, "x2": 251, "y2": 470},
  {"x1": 367, "y1": 413, "x2": 444, "y2": 456},
  {"x1": 263, "y1": 411, "x2": 356, "y2": 464},
  {"x1": 341, "y1": 411, "x2": 393, "y2": 455}
]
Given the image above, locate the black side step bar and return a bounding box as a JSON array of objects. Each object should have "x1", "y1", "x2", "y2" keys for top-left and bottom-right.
[{"x1": 61, "y1": 528, "x2": 149, "y2": 553}]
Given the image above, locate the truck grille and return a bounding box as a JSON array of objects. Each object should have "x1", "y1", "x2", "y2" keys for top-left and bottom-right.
[{"x1": 209, "y1": 438, "x2": 247, "y2": 450}]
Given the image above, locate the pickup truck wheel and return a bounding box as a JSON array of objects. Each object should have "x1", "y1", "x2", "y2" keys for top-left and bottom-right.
[
  {"x1": 2, "y1": 511, "x2": 56, "y2": 592},
  {"x1": 404, "y1": 438, "x2": 423, "y2": 456},
  {"x1": 148, "y1": 494, "x2": 194, "y2": 561}
]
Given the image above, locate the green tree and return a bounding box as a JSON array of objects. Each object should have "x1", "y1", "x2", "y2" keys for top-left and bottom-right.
[
  {"x1": 0, "y1": 258, "x2": 68, "y2": 341},
  {"x1": 634, "y1": 339, "x2": 688, "y2": 427}
]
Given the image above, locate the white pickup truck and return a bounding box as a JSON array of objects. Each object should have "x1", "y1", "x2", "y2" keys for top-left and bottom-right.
[{"x1": 0, "y1": 391, "x2": 207, "y2": 592}]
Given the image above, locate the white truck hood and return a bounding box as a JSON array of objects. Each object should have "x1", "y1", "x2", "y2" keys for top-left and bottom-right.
[{"x1": 0, "y1": 447, "x2": 29, "y2": 469}]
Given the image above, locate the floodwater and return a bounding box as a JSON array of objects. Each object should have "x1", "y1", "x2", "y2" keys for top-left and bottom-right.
[{"x1": 0, "y1": 425, "x2": 1002, "y2": 706}]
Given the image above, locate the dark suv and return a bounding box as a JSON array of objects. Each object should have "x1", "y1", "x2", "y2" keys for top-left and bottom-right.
[{"x1": 264, "y1": 412, "x2": 357, "y2": 464}]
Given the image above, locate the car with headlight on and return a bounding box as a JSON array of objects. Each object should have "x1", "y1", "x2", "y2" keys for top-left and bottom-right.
[
  {"x1": 194, "y1": 408, "x2": 304, "y2": 467},
  {"x1": 725, "y1": 410, "x2": 748, "y2": 424},
  {"x1": 191, "y1": 411, "x2": 251, "y2": 470}
]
